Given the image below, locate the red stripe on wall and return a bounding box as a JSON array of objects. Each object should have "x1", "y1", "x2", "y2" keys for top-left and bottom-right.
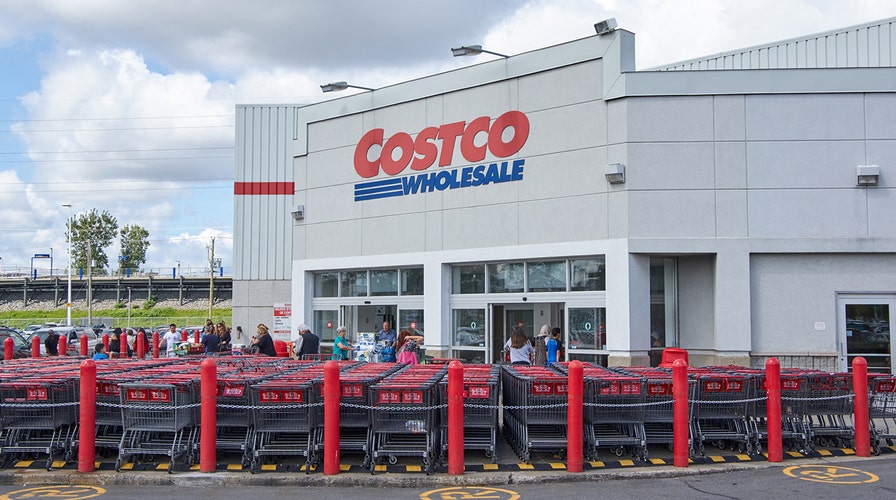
[{"x1": 234, "y1": 182, "x2": 295, "y2": 195}]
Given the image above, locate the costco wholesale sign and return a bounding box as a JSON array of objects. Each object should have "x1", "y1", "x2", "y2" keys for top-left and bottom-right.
[{"x1": 353, "y1": 110, "x2": 530, "y2": 201}]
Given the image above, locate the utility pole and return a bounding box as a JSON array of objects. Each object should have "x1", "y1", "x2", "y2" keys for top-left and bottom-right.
[
  {"x1": 87, "y1": 243, "x2": 93, "y2": 327},
  {"x1": 208, "y1": 237, "x2": 215, "y2": 320}
]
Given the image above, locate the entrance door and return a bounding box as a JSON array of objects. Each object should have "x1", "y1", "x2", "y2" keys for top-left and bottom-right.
[{"x1": 839, "y1": 295, "x2": 894, "y2": 373}]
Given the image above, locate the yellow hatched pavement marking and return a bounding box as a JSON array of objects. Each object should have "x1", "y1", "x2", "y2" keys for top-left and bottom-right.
[
  {"x1": 709, "y1": 456, "x2": 725, "y2": 463},
  {"x1": 589, "y1": 461, "x2": 605, "y2": 467},
  {"x1": 482, "y1": 463, "x2": 499, "y2": 470},
  {"x1": 13, "y1": 461, "x2": 34, "y2": 468},
  {"x1": 619, "y1": 460, "x2": 635, "y2": 466},
  {"x1": 736, "y1": 454, "x2": 752, "y2": 461},
  {"x1": 155, "y1": 463, "x2": 169, "y2": 470},
  {"x1": 649, "y1": 458, "x2": 667, "y2": 465},
  {"x1": 406, "y1": 465, "x2": 422, "y2": 472},
  {"x1": 374, "y1": 464, "x2": 387, "y2": 472},
  {"x1": 227, "y1": 464, "x2": 243, "y2": 471},
  {"x1": 339, "y1": 464, "x2": 351, "y2": 471},
  {"x1": 517, "y1": 463, "x2": 534, "y2": 470},
  {"x1": 817, "y1": 450, "x2": 832, "y2": 456},
  {"x1": 261, "y1": 464, "x2": 277, "y2": 471},
  {"x1": 841, "y1": 448, "x2": 855, "y2": 455},
  {"x1": 549, "y1": 463, "x2": 566, "y2": 469},
  {"x1": 787, "y1": 451, "x2": 803, "y2": 457},
  {"x1": 119, "y1": 463, "x2": 134, "y2": 470}
]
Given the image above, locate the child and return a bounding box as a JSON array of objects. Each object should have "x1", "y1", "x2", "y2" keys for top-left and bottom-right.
[
  {"x1": 546, "y1": 329, "x2": 560, "y2": 364},
  {"x1": 92, "y1": 343, "x2": 109, "y2": 360}
]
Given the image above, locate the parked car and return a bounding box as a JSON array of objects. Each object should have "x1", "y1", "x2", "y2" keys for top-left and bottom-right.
[
  {"x1": 0, "y1": 328, "x2": 32, "y2": 358},
  {"x1": 27, "y1": 326, "x2": 99, "y2": 356}
]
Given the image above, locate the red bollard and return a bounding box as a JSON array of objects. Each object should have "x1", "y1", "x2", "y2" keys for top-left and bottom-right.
[
  {"x1": 3, "y1": 337, "x2": 13, "y2": 360},
  {"x1": 567, "y1": 360, "x2": 583, "y2": 472},
  {"x1": 447, "y1": 360, "x2": 465, "y2": 475},
  {"x1": 853, "y1": 357, "x2": 870, "y2": 457},
  {"x1": 78, "y1": 359, "x2": 97, "y2": 472},
  {"x1": 102, "y1": 334, "x2": 110, "y2": 353},
  {"x1": 194, "y1": 330, "x2": 200, "y2": 344},
  {"x1": 200, "y1": 358, "x2": 217, "y2": 472},
  {"x1": 58, "y1": 335, "x2": 67, "y2": 356},
  {"x1": 765, "y1": 358, "x2": 783, "y2": 462},
  {"x1": 182, "y1": 330, "x2": 188, "y2": 342},
  {"x1": 80, "y1": 334, "x2": 88, "y2": 357},
  {"x1": 152, "y1": 332, "x2": 160, "y2": 359},
  {"x1": 136, "y1": 335, "x2": 145, "y2": 359},
  {"x1": 672, "y1": 359, "x2": 689, "y2": 467},
  {"x1": 120, "y1": 333, "x2": 128, "y2": 358},
  {"x1": 324, "y1": 360, "x2": 340, "y2": 475},
  {"x1": 31, "y1": 335, "x2": 40, "y2": 358}
]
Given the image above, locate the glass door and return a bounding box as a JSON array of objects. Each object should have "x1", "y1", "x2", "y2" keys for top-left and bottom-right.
[{"x1": 839, "y1": 295, "x2": 894, "y2": 373}]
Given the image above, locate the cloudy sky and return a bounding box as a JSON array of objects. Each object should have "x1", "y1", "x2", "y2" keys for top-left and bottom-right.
[{"x1": 0, "y1": 0, "x2": 892, "y2": 277}]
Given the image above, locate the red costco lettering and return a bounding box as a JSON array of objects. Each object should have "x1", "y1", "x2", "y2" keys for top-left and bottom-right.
[{"x1": 353, "y1": 110, "x2": 530, "y2": 178}]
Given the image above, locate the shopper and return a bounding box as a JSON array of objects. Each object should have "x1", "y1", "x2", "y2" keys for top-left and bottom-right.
[
  {"x1": 44, "y1": 329, "x2": 59, "y2": 356},
  {"x1": 396, "y1": 329, "x2": 424, "y2": 365},
  {"x1": 201, "y1": 324, "x2": 220, "y2": 355},
  {"x1": 218, "y1": 322, "x2": 232, "y2": 352},
  {"x1": 251, "y1": 323, "x2": 277, "y2": 357},
  {"x1": 378, "y1": 320, "x2": 396, "y2": 346},
  {"x1": 332, "y1": 326, "x2": 353, "y2": 360},
  {"x1": 533, "y1": 325, "x2": 550, "y2": 366},
  {"x1": 163, "y1": 323, "x2": 180, "y2": 358},
  {"x1": 296, "y1": 324, "x2": 320, "y2": 358},
  {"x1": 92, "y1": 343, "x2": 109, "y2": 360},
  {"x1": 546, "y1": 329, "x2": 560, "y2": 364},
  {"x1": 551, "y1": 327, "x2": 565, "y2": 361},
  {"x1": 504, "y1": 326, "x2": 534, "y2": 365}
]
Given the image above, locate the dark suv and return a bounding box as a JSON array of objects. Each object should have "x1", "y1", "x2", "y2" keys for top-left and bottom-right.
[{"x1": 0, "y1": 328, "x2": 32, "y2": 358}]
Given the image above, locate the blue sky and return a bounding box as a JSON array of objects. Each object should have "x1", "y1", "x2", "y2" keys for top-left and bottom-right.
[{"x1": 0, "y1": 0, "x2": 892, "y2": 277}]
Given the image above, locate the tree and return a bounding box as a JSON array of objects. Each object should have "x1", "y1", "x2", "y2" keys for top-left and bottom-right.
[
  {"x1": 67, "y1": 209, "x2": 118, "y2": 275},
  {"x1": 119, "y1": 224, "x2": 150, "y2": 274}
]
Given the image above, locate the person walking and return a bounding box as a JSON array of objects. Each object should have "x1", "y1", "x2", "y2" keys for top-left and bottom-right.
[
  {"x1": 533, "y1": 324, "x2": 550, "y2": 366},
  {"x1": 163, "y1": 323, "x2": 180, "y2": 358},
  {"x1": 503, "y1": 326, "x2": 534, "y2": 365},
  {"x1": 546, "y1": 329, "x2": 560, "y2": 365}
]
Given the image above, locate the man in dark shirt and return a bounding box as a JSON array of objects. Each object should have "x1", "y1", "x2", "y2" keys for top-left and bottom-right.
[
  {"x1": 201, "y1": 328, "x2": 220, "y2": 355},
  {"x1": 297, "y1": 324, "x2": 320, "y2": 358},
  {"x1": 44, "y1": 329, "x2": 59, "y2": 356}
]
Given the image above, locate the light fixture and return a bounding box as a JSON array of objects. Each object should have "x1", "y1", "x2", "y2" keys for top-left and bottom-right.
[
  {"x1": 856, "y1": 165, "x2": 880, "y2": 186},
  {"x1": 451, "y1": 45, "x2": 509, "y2": 58},
  {"x1": 291, "y1": 204, "x2": 305, "y2": 221},
  {"x1": 62, "y1": 203, "x2": 73, "y2": 326},
  {"x1": 320, "y1": 81, "x2": 374, "y2": 93},
  {"x1": 604, "y1": 163, "x2": 625, "y2": 184},
  {"x1": 594, "y1": 18, "x2": 618, "y2": 35}
]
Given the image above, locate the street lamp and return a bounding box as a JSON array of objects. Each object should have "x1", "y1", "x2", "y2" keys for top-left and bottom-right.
[
  {"x1": 320, "y1": 81, "x2": 374, "y2": 93},
  {"x1": 450, "y1": 45, "x2": 509, "y2": 58},
  {"x1": 62, "y1": 204, "x2": 73, "y2": 326}
]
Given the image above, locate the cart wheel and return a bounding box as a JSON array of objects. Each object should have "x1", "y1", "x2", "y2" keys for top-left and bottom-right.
[
  {"x1": 423, "y1": 456, "x2": 431, "y2": 475},
  {"x1": 484, "y1": 450, "x2": 493, "y2": 459},
  {"x1": 115, "y1": 458, "x2": 122, "y2": 472},
  {"x1": 872, "y1": 445, "x2": 880, "y2": 456},
  {"x1": 613, "y1": 447, "x2": 624, "y2": 457},
  {"x1": 45, "y1": 459, "x2": 53, "y2": 471},
  {"x1": 388, "y1": 455, "x2": 399, "y2": 465},
  {"x1": 886, "y1": 439, "x2": 894, "y2": 446},
  {"x1": 362, "y1": 454, "x2": 370, "y2": 467},
  {"x1": 249, "y1": 459, "x2": 258, "y2": 474}
]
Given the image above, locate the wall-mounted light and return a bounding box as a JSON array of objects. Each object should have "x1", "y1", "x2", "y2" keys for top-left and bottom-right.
[
  {"x1": 594, "y1": 18, "x2": 618, "y2": 36},
  {"x1": 320, "y1": 81, "x2": 374, "y2": 93},
  {"x1": 291, "y1": 204, "x2": 305, "y2": 221},
  {"x1": 604, "y1": 163, "x2": 625, "y2": 184},
  {"x1": 450, "y1": 45, "x2": 509, "y2": 58},
  {"x1": 856, "y1": 165, "x2": 880, "y2": 186}
]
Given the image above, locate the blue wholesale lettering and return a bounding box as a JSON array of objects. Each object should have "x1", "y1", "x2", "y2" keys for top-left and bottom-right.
[{"x1": 356, "y1": 159, "x2": 525, "y2": 201}]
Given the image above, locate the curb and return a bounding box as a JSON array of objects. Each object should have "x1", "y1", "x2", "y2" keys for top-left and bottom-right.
[{"x1": 1, "y1": 447, "x2": 891, "y2": 487}]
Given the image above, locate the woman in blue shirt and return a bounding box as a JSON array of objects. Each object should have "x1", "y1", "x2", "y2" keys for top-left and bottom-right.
[{"x1": 332, "y1": 326, "x2": 353, "y2": 360}]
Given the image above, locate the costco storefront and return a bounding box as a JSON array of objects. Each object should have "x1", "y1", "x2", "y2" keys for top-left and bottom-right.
[{"x1": 234, "y1": 18, "x2": 896, "y2": 371}]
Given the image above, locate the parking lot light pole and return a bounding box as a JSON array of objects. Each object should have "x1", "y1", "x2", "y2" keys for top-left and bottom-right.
[{"x1": 62, "y1": 204, "x2": 73, "y2": 326}]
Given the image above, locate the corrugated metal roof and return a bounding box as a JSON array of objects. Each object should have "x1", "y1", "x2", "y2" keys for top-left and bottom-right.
[{"x1": 650, "y1": 17, "x2": 896, "y2": 71}]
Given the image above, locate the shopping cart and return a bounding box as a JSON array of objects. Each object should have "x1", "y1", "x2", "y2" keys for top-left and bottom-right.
[
  {"x1": 0, "y1": 377, "x2": 79, "y2": 470},
  {"x1": 437, "y1": 364, "x2": 500, "y2": 465},
  {"x1": 368, "y1": 364, "x2": 446, "y2": 473},
  {"x1": 869, "y1": 375, "x2": 896, "y2": 455},
  {"x1": 501, "y1": 365, "x2": 568, "y2": 463},
  {"x1": 689, "y1": 373, "x2": 756, "y2": 455},
  {"x1": 116, "y1": 377, "x2": 200, "y2": 472}
]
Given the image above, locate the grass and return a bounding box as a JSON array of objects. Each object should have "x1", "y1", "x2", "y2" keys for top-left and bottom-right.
[{"x1": 0, "y1": 308, "x2": 232, "y2": 329}]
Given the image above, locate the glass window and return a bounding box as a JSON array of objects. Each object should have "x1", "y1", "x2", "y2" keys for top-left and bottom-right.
[
  {"x1": 398, "y1": 309, "x2": 424, "y2": 335},
  {"x1": 341, "y1": 271, "x2": 367, "y2": 297},
  {"x1": 488, "y1": 263, "x2": 524, "y2": 293},
  {"x1": 527, "y1": 261, "x2": 566, "y2": 292},
  {"x1": 453, "y1": 308, "x2": 485, "y2": 348},
  {"x1": 370, "y1": 269, "x2": 398, "y2": 296},
  {"x1": 401, "y1": 268, "x2": 424, "y2": 296},
  {"x1": 568, "y1": 307, "x2": 606, "y2": 351},
  {"x1": 313, "y1": 310, "x2": 338, "y2": 342},
  {"x1": 452, "y1": 265, "x2": 485, "y2": 294},
  {"x1": 313, "y1": 272, "x2": 339, "y2": 297},
  {"x1": 570, "y1": 258, "x2": 605, "y2": 291}
]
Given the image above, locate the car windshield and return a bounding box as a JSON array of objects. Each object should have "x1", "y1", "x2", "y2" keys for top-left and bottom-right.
[{"x1": 1, "y1": 332, "x2": 27, "y2": 348}]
